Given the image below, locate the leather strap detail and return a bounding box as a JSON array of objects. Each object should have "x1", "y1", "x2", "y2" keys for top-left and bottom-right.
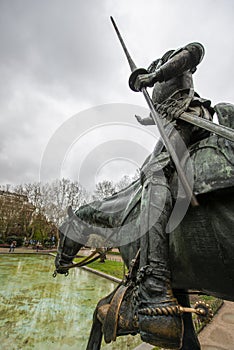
[{"x1": 102, "y1": 284, "x2": 129, "y2": 343}]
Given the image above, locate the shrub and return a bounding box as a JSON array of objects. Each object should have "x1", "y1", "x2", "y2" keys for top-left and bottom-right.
[{"x1": 6, "y1": 235, "x2": 24, "y2": 247}]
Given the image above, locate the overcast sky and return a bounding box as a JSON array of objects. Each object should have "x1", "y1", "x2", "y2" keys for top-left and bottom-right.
[{"x1": 1, "y1": 0, "x2": 234, "y2": 190}]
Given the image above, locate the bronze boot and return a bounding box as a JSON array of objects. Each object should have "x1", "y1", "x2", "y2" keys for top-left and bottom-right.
[
  {"x1": 96, "y1": 271, "x2": 183, "y2": 348},
  {"x1": 96, "y1": 265, "x2": 183, "y2": 348},
  {"x1": 137, "y1": 172, "x2": 183, "y2": 348},
  {"x1": 136, "y1": 265, "x2": 183, "y2": 349}
]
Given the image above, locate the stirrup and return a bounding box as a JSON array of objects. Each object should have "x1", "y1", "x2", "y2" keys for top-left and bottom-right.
[
  {"x1": 98, "y1": 250, "x2": 141, "y2": 343},
  {"x1": 97, "y1": 283, "x2": 137, "y2": 343}
]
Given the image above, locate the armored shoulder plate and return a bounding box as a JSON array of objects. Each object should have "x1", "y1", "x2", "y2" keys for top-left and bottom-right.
[
  {"x1": 171, "y1": 136, "x2": 234, "y2": 198},
  {"x1": 171, "y1": 102, "x2": 234, "y2": 197},
  {"x1": 192, "y1": 135, "x2": 234, "y2": 195}
]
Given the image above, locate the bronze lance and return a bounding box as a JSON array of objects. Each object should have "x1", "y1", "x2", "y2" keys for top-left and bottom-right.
[{"x1": 110, "y1": 16, "x2": 199, "y2": 207}]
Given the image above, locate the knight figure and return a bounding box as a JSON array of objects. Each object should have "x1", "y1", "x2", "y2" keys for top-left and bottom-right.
[
  {"x1": 54, "y1": 36, "x2": 234, "y2": 350},
  {"x1": 108, "y1": 42, "x2": 214, "y2": 348}
]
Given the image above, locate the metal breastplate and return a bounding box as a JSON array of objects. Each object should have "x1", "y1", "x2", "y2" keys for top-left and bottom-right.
[{"x1": 152, "y1": 71, "x2": 193, "y2": 105}]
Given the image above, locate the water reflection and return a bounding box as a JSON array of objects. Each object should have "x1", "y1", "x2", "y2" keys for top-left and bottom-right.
[{"x1": 0, "y1": 255, "x2": 141, "y2": 349}]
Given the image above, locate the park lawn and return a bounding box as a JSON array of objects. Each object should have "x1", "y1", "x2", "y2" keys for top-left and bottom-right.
[{"x1": 74, "y1": 257, "x2": 125, "y2": 280}]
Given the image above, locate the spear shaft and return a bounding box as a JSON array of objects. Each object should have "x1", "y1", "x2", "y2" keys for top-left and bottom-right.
[
  {"x1": 110, "y1": 16, "x2": 199, "y2": 207},
  {"x1": 142, "y1": 86, "x2": 199, "y2": 206}
]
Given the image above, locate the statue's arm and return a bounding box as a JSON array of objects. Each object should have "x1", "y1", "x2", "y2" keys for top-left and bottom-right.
[
  {"x1": 135, "y1": 42, "x2": 204, "y2": 90},
  {"x1": 135, "y1": 113, "x2": 154, "y2": 125},
  {"x1": 156, "y1": 42, "x2": 204, "y2": 81}
]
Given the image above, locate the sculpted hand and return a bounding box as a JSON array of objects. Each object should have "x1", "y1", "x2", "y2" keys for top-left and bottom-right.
[
  {"x1": 129, "y1": 68, "x2": 163, "y2": 92},
  {"x1": 135, "y1": 114, "x2": 155, "y2": 125},
  {"x1": 133, "y1": 69, "x2": 163, "y2": 91},
  {"x1": 135, "y1": 115, "x2": 144, "y2": 124},
  {"x1": 134, "y1": 73, "x2": 156, "y2": 91}
]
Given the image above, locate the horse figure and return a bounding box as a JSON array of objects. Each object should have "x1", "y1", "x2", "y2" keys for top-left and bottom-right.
[{"x1": 55, "y1": 103, "x2": 234, "y2": 350}]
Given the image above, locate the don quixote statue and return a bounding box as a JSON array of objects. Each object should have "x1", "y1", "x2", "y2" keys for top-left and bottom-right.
[{"x1": 54, "y1": 17, "x2": 234, "y2": 350}]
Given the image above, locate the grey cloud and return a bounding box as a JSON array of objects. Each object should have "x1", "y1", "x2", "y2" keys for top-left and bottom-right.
[
  {"x1": 0, "y1": 0, "x2": 119, "y2": 102},
  {"x1": 0, "y1": 0, "x2": 234, "y2": 186}
]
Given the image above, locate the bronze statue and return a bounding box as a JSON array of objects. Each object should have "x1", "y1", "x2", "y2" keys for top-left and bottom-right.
[
  {"x1": 54, "y1": 19, "x2": 234, "y2": 350},
  {"x1": 124, "y1": 40, "x2": 216, "y2": 348}
]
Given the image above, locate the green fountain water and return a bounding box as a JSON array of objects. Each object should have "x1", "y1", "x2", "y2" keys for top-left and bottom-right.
[{"x1": 0, "y1": 254, "x2": 141, "y2": 350}]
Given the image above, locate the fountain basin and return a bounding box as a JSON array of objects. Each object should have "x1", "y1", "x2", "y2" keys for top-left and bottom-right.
[{"x1": 0, "y1": 254, "x2": 141, "y2": 349}]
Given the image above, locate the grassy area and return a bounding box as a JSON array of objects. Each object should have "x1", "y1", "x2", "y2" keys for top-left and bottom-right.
[
  {"x1": 75, "y1": 257, "x2": 125, "y2": 280},
  {"x1": 107, "y1": 250, "x2": 121, "y2": 256}
]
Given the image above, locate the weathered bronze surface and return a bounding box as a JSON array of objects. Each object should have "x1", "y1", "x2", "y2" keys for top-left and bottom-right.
[{"x1": 55, "y1": 21, "x2": 234, "y2": 350}]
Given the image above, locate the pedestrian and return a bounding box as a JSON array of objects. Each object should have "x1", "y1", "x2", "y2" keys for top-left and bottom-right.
[
  {"x1": 36, "y1": 241, "x2": 40, "y2": 252},
  {"x1": 9, "y1": 242, "x2": 14, "y2": 253}
]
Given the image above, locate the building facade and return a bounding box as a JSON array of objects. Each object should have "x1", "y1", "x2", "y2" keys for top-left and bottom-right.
[{"x1": 0, "y1": 191, "x2": 35, "y2": 241}]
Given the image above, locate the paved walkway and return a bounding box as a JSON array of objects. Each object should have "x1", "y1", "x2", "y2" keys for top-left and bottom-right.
[
  {"x1": 0, "y1": 246, "x2": 57, "y2": 254},
  {"x1": 198, "y1": 301, "x2": 234, "y2": 350}
]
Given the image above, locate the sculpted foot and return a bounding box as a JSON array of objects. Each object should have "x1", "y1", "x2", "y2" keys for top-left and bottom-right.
[
  {"x1": 138, "y1": 300, "x2": 183, "y2": 348},
  {"x1": 96, "y1": 280, "x2": 183, "y2": 349}
]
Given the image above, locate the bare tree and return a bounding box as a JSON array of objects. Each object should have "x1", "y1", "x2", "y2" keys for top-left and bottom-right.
[
  {"x1": 13, "y1": 179, "x2": 88, "y2": 228},
  {"x1": 93, "y1": 180, "x2": 116, "y2": 200},
  {"x1": 115, "y1": 175, "x2": 132, "y2": 192}
]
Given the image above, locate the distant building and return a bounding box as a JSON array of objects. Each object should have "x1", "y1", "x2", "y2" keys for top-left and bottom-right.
[{"x1": 0, "y1": 191, "x2": 35, "y2": 240}]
